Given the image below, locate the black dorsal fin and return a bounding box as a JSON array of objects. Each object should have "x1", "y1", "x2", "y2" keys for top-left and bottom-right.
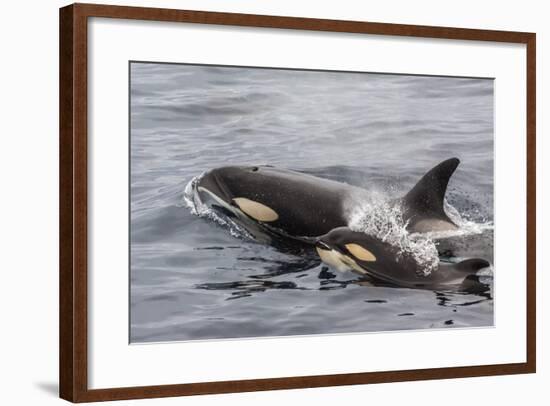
[{"x1": 403, "y1": 158, "x2": 460, "y2": 221}]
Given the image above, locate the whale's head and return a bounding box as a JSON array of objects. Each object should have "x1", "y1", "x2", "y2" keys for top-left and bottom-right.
[
  {"x1": 197, "y1": 166, "x2": 260, "y2": 200},
  {"x1": 315, "y1": 227, "x2": 413, "y2": 278},
  {"x1": 195, "y1": 165, "x2": 282, "y2": 224}
]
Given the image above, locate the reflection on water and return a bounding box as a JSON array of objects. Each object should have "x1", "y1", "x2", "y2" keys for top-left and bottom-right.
[
  {"x1": 130, "y1": 62, "x2": 494, "y2": 343},
  {"x1": 193, "y1": 242, "x2": 491, "y2": 306}
]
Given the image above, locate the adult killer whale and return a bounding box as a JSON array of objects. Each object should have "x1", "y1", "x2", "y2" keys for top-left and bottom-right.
[{"x1": 193, "y1": 157, "x2": 460, "y2": 242}]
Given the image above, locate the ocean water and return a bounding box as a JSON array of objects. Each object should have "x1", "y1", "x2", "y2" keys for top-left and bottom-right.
[{"x1": 130, "y1": 62, "x2": 494, "y2": 343}]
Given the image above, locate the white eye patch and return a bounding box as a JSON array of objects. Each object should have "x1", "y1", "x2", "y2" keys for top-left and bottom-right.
[
  {"x1": 345, "y1": 243, "x2": 377, "y2": 262},
  {"x1": 233, "y1": 197, "x2": 279, "y2": 222}
]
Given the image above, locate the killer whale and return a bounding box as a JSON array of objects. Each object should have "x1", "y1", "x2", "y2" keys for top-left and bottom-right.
[
  {"x1": 316, "y1": 227, "x2": 490, "y2": 291},
  {"x1": 193, "y1": 158, "x2": 460, "y2": 242}
]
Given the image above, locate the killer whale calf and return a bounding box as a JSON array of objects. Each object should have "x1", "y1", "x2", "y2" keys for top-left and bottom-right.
[
  {"x1": 316, "y1": 227, "x2": 490, "y2": 291},
  {"x1": 192, "y1": 158, "x2": 491, "y2": 290}
]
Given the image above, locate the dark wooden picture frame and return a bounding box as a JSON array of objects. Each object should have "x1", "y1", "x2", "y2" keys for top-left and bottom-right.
[{"x1": 59, "y1": 3, "x2": 536, "y2": 402}]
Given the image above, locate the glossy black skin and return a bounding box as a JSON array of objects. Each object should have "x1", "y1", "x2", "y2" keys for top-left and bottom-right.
[
  {"x1": 196, "y1": 158, "x2": 460, "y2": 242},
  {"x1": 317, "y1": 227, "x2": 490, "y2": 291},
  {"x1": 196, "y1": 165, "x2": 360, "y2": 240},
  {"x1": 402, "y1": 157, "x2": 459, "y2": 232}
]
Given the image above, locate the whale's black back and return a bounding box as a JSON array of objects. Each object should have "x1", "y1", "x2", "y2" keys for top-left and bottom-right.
[{"x1": 209, "y1": 166, "x2": 359, "y2": 238}]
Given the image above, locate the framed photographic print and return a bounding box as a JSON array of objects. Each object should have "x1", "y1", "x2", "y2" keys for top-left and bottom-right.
[{"x1": 59, "y1": 3, "x2": 536, "y2": 402}]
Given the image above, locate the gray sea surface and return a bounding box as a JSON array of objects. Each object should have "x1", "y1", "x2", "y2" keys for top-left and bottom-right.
[{"x1": 130, "y1": 62, "x2": 494, "y2": 343}]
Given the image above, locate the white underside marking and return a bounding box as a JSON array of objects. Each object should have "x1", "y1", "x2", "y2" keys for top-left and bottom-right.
[
  {"x1": 413, "y1": 219, "x2": 458, "y2": 233},
  {"x1": 316, "y1": 248, "x2": 367, "y2": 274}
]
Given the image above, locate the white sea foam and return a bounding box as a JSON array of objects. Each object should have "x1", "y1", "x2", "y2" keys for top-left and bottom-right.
[
  {"x1": 181, "y1": 175, "x2": 201, "y2": 214},
  {"x1": 346, "y1": 193, "x2": 493, "y2": 276},
  {"x1": 182, "y1": 174, "x2": 255, "y2": 240},
  {"x1": 346, "y1": 193, "x2": 439, "y2": 275},
  {"x1": 440, "y1": 201, "x2": 494, "y2": 237}
]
